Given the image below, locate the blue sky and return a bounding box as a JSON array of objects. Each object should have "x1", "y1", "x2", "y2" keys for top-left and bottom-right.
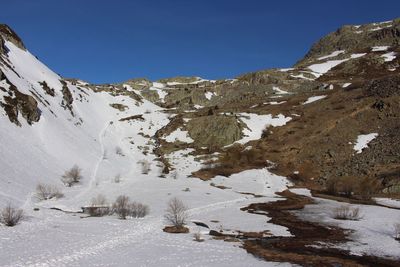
[{"x1": 2, "y1": 0, "x2": 400, "y2": 83}]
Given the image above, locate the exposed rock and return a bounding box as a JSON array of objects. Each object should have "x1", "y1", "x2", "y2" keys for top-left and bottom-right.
[
  {"x1": 162, "y1": 226, "x2": 189, "y2": 234},
  {"x1": 1, "y1": 84, "x2": 40, "y2": 126},
  {"x1": 39, "y1": 81, "x2": 55, "y2": 96},
  {"x1": 0, "y1": 24, "x2": 25, "y2": 50},
  {"x1": 60, "y1": 80, "x2": 74, "y2": 114},
  {"x1": 186, "y1": 115, "x2": 242, "y2": 147},
  {"x1": 363, "y1": 74, "x2": 400, "y2": 97}
]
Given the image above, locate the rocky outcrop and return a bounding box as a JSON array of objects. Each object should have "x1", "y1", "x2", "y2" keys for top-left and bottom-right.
[
  {"x1": 60, "y1": 80, "x2": 74, "y2": 114},
  {"x1": 186, "y1": 115, "x2": 243, "y2": 147},
  {"x1": 0, "y1": 24, "x2": 25, "y2": 50},
  {"x1": 1, "y1": 84, "x2": 40, "y2": 126},
  {"x1": 297, "y1": 18, "x2": 400, "y2": 65}
]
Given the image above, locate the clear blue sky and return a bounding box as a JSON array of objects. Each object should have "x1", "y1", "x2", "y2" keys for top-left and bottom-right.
[{"x1": 2, "y1": 0, "x2": 400, "y2": 83}]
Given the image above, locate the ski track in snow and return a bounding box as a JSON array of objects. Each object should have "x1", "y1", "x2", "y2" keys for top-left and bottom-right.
[{"x1": 5, "y1": 197, "x2": 259, "y2": 267}]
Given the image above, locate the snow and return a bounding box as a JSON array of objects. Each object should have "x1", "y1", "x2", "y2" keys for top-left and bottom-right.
[
  {"x1": 308, "y1": 59, "x2": 348, "y2": 76},
  {"x1": 318, "y1": 50, "x2": 345, "y2": 60},
  {"x1": 374, "y1": 198, "x2": 400, "y2": 208},
  {"x1": 290, "y1": 74, "x2": 314, "y2": 80},
  {"x1": 372, "y1": 46, "x2": 389, "y2": 52},
  {"x1": 279, "y1": 68, "x2": 294, "y2": 72},
  {"x1": 149, "y1": 82, "x2": 168, "y2": 102},
  {"x1": 350, "y1": 53, "x2": 367, "y2": 59},
  {"x1": 293, "y1": 189, "x2": 400, "y2": 260},
  {"x1": 382, "y1": 52, "x2": 396, "y2": 62},
  {"x1": 353, "y1": 133, "x2": 378, "y2": 154},
  {"x1": 342, "y1": 83, "x2": 352, "y2": 88},
  {"x1": 205, "y1": 91, "x2": 215, "y2": 100},
  {"x1": 308, "y1": 53, "x2": 366, "y2": 77},
  {"x1": 273, "y1": 86, "x2": 289, "y2": 94},
  {"x1": 302, "y1": 95, "x2": 327, "y2": 105},
  {"x1": 164, "y1": 128, "x2": 194, "y2": 143},
  {"x1": 237, "y1": 113, "x2": 292, "y2": 144},
  {"x1": 267, "y1": 101, "x2": 287, "y2": 105}
]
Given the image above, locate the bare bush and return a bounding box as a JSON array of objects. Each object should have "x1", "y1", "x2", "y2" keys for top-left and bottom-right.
[
  {"x1": 115, "y1": 146, "x2": 124, "y2": 156},
  {"x1": 395, "y1": 223, "x2": 400, "y2": 240},
  {"x1": 114, "y1": 174, "x2": 121, "y2": 183},
  {"x1": 35, "y1": 183, "x2": 64, "y2": 201},
  {"x1": 129, "y1": 202, "x2": 149, "y2": 218},
  {"x1": 112, "y1": 195, "x2": 131, "y2": 219},
  {"x1": 164, "y1": 197, "x2": 188, "y2": 227},
  {"x1": 333, "y1": 205, "x2": 361, "y2": 220},
  {"x1": 261, "y1": 125, "x2": 271, "y2": 138},
  {"x1": 0, "y1": 204, "x2": 24, "y2": 227},
  {"x1": 138, "y1": 159, "x2": 151, "y2": 174},
  {"x1": 88, "y1": 194, "x2": 110, "y2": 216},
  {"x1": 61, "y1": 165, "x2": 82, "y2": 187}
]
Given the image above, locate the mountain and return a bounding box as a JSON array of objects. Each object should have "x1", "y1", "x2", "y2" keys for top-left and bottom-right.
[{"x1": 0, "y1": 19, "x2": 399, "y2": 266}]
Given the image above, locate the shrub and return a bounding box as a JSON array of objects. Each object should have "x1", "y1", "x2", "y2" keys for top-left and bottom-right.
[
  {"x1": 138, "y1": 159, "x2": 151, "y2": 174},
  {"x1": 88, "y1": 194, "x2": 109, "y2": 216},
  {"x1": 129, "y1": 202, "x2": 149, "y2": 218},
  {"x1": 35, "y1": 183, "x2": 64, "y2": 201},
  {"x1": 395, "y1": 223, "x2": 400, "y2": 240},
  {"x1": 0, "y1": 204, "x2": 24, "y2": 227},
  {"x1": 114, "y1": 174, "x2": 121, "y2": 183},
  {"x1": 333, "y1": 205, "x2": 361, "y2": 220},
  {"x1": 112, "y1": 195, "x2": 131, "y2": 219},
  {"x1": 164, "y1": 197, "x2": 188, "y2": 227},
  {"x1": 115, "y1": 146, "x2": 124, "y2": 156},
  {"x1": 354, "y1": 176, "x2": 381, "y2": 200},
  {"x1": 261, "y1": 125, "x2": 271, "y2": 138},
  {"x1": 61, "y1": 165, "x2": 82, "y2": 187}
]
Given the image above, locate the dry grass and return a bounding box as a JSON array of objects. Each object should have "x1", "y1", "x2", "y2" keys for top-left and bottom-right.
[
  {"x1": 35, "y1": 183, "x2": 64, "y2": 201},
  {"x1": 333, "y1": 205, "x2": 361, "y2": 220},
  {"x1": 61, "y1": 165, "x2": 82, "y2": 187},
  {"x1": 395, "y1": 223, "x2": 400, "y2": 241},
  {"x1": 0, "y1": 204, "x2": 24, "y2": 227}
]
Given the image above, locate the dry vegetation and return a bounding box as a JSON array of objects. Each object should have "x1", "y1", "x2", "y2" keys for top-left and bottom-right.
[
  {"x1": 333, "y1": 205, "x2": 362, "y2": 220},
  {"x1": 61, "y1": 165, "x2": 83, "y2": 187},
  {"x1": 0, "y1": 204, "x2": 24, "y2": 227},
  {"x1": 35, "y1": 183, "x2": 64, "y2": 201}
]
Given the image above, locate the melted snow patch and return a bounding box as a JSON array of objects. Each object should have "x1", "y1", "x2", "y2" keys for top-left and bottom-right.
[
  {"x1": 237, "y1": 113, "x2": 292, "y2": 144},
  {"x1": 308, "y1": 59, "x2": 348, "y2": 76},
  {"x1": 353, "y1": 133, "x2": 378, "y2": 154},
  {"x1": 273, "y1": 86, "x2": 289, "y2": 94},
  {"x1": 342, "y1": 83, "x2": 352, "y2": 88},
  {"x1": 318, "y1": 50, "x2": 345, "y2": 60},
  {"x1": 205, "y1": 91, "x2": 215, "y2": 100},
  {"x1": 165, "y1": 128, "x2": 194, "y2": 143},
  {"x1": 382, "y1": 52, "x2": 396, "y2": 62},
  {"x1": 372, "y1": 46, "x2": 389, "y2": 52},
  {"x1": 303, "y1": 95, "x2": 327, "y2": 105}
]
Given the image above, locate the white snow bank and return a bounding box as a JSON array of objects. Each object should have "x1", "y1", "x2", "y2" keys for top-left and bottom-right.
[
  {"x1": 237, "y1": 113, "x2": 292, "y2": 144},
  {"x1": 205, "y1": 91, "x2": 215, "y2": 100},
  {"x1": 372, "y1": 46, "x2": 389, "y2": 52},
  {"x1": 374, "y1": 198, "x2": 400, "y2": 208},
  {"x1": 318, "y1": 50, "x2": 345, "y2": 60},
  {"x1": 165, "y1": 128, "x2": 194, "y2": 143},
  {"x1": 353, "y1": 133, "x2": 378, "y2": 154},
  {"x1": 303, "y1": 95, "x2": 327, "y2": 105},
  {"x1": 382, "y1": 52, "x2": 396, "y2": 62},
  {"x1": 273, "y1": 86, "x2": 289, "y2": 94},
  {"x1": 308, "y1": 59, "x2": 348, "y2": 76}
]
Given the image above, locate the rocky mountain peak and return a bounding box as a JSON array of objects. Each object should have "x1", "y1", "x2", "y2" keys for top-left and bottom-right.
[
  {"x1": 296, "y1": 18, "x2": 400, "y2": 66},
  {"x1": 0, "y1": 24, "x2": 25, "y2": 52}
]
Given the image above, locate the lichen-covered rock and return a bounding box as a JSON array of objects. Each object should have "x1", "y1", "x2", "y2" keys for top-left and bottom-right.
[{"x1": 186, "y1": 115, "x2": 242, "y2": 147}]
